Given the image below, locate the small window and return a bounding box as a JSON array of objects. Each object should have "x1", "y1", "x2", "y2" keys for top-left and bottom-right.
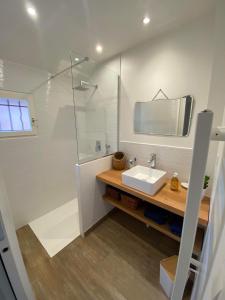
[{"x1": 0, "y1": 91, "x2": 36, "y2": 138}]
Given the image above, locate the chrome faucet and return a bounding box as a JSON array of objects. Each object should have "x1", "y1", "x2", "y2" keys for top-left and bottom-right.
[
  {"x1": 95, "y1": 140, "x2": 101, "y2": 152},
  {"x1": 105, "y1": 144, "x2": 111, "y2": 155},
  {"x1": 129, "y1": 157, "x2": 137, "y2": 168},
  {"x1": 147, "y1": 153, "x2": 156, "y2": 168}
]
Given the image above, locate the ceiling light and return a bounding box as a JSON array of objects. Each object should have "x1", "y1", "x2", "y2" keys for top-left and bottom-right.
[
  {"x1": 143, "y1": 17, "x2": 150, "y2": 25},
  {"x1": 96, "y1": 44, "x2": 103, "y2": 54},
  {"x1": 75, "y1": 57, "x2": 79, "y2": 61},
  {"x1": 26, "y1": 4, "x2": 38, "y2": 19}
]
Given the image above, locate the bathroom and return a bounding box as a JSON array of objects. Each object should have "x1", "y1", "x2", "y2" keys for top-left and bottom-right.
[{"x1": 0, "y1": 0, "x2": 224, "y2": 299}]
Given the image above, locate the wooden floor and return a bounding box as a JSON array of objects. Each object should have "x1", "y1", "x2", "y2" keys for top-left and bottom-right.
[{"x1": 17, "y1": 210, "x2": 191, "y2": 300}]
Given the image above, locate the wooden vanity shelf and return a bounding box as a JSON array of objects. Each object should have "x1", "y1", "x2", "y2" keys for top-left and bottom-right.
[
  {"x1": 103, "y1": 194, "x2": 203, "y2": 255},
  {"x1": 104, "y1": 194, "x2": 180, "y2": 241},
  {"x1": 97, "y1": 169, "x2": 210, "y2": 256}
]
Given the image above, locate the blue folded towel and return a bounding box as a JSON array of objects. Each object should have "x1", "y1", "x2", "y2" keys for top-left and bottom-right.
[
  {"x1": 144, "y1": 204, "x2": 168, "y2": 225},
  {"x1": 144, "y1": 204, "x2": 184, "y2": 236},
  {"x1": 169, "y1": 216, "x2": 183, "y2": 237}
]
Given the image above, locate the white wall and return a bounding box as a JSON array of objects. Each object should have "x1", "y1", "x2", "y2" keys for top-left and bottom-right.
[
  {"x1": 207, "y1": 0, "x2": 225, "y2": 127},
  {"x1": 76, "y1": 156, "x2": 113, "y2": 235},
  {"x1": 120, "y1": 13, "x2": 214, "y2": 148},
  {"x1": 116, "y1": 13, "x2": 216, "y2": 187},
  {"x1": 206, "y1": 0, "x2": 225, "y2": 179},
  {"x1": 0, "y1": 59, "x2": 78, "y2": 228}
]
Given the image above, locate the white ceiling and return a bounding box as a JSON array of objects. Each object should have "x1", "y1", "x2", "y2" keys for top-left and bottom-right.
[{"x1": 0, "y1": 0, "x2": 215, "y2": 73}]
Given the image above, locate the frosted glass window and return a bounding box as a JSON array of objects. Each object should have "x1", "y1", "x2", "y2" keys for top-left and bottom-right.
[
  {"x1": 0, "y1": 105, "x2": 11, "y2": 131},
  {"x1": 10, "y1": 106, "x2": 23, "y2": 131},
  {"x1": 0, "y1": 98, "x2": 32, "y2": 133},
  {"x1": 21, "y1": 107, "x2": 31, "y2": 130},
  {"x1": 0, "y1": 98, "x2": 8, "y2": 105},
  {"x1": 8, "y1": 98, "x2": 20, "y2": 106}
]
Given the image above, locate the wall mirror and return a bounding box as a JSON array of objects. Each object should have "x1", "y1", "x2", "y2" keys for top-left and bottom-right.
[{"x1": 134, "y1": 95, "x2": 194, "y2": 136}]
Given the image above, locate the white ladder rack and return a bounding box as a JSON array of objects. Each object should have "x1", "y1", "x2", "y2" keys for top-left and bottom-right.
[{"x1": 171, "y1": 110, "x2": 225, "y2": 300}]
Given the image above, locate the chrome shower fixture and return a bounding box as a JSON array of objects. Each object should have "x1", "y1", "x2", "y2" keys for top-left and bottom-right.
[{"x1": 74, "y1": 80, "x2": 98, "y2": 91}]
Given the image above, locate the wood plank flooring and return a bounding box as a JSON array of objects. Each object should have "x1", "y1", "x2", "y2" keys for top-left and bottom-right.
[{"x1": 17, "y1": 210, "x2": 191, "y2": 300}]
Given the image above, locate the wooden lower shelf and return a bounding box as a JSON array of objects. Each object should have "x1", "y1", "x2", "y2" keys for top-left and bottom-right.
[
  {"x1": 103, "y1": 195, "x2": 203, "y2": 255},
  {"x1": 97, "y1": 169, "x2": 209, "y2": 227}
]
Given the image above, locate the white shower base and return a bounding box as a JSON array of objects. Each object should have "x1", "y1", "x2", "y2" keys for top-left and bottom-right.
[{"x1": 29, "y1": 199, "x2": 80, "y2": 257}]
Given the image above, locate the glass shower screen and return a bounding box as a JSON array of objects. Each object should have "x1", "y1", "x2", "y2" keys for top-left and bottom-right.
[{"x1": 71, "y1": 57, "x2": 119, "y2": 164}]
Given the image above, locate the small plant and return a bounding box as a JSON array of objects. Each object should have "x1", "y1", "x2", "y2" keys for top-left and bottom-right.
[{"x1": 204, "y1": 175, "x2": 210, "y2": 189}]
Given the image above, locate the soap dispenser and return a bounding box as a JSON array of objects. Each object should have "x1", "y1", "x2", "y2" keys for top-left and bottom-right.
[{"x1": 170, "y1": 172, "x2": 180, "y2": 191}]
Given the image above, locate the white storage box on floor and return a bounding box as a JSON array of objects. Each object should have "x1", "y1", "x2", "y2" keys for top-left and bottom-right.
[{"x1": 160, "y1": 255, "x2": 178, "y2": 298}]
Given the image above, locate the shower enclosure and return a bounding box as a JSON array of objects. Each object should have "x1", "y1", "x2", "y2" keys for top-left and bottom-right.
[
  {"x1": 70, "y1": 55, "x2": 120, "y2": 164},
  {"x1": 28, "y1": 55, "x2": 120, "y2": 256},
  {"x1": 0, "y1": 53, "x2": 119, "y2": 258}
]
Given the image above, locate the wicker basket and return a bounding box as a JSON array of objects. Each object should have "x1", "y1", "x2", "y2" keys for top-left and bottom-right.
[
  {"x1": 112, "y1": 152, "x2": 126, "y2": 170},
  {"x1": 121, "y1": 193, "x2": 140, "y2": 210},
  {"x1": 106, "y1": 186, "x2": 121, "y2": 200}
]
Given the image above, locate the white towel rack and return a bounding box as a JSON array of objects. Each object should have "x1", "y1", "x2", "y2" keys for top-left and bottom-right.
[
  {"x1": 172, "y1": 110, "x2": 225, "y2": 299},
  {"x1": 171, "y1": 110, "x2": 218, "y2": 300}
]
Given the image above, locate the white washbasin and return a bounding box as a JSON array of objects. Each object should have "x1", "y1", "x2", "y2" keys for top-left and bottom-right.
[{"x1": 122, "y1": 165, "x2": 167, "y2": 195}]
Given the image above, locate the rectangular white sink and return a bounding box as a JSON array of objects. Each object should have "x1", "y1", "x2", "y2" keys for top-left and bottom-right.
[{"x1": 122, "y1": 165, "x2": 167, "y2": 195}]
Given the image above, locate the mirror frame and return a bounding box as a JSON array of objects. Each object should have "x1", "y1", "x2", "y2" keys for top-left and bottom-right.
[{"x1": 134, "y1": 95, "x2": 194, "y2": 137}]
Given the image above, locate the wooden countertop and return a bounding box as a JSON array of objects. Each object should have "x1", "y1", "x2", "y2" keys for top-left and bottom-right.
[{"x1": 96, "y1": 169, "x2": 210, "y2": 227}]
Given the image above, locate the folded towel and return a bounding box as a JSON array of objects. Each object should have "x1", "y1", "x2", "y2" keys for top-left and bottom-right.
[
  {"x1": 169, "y1": 216, "x2": 183, "y2": 237},
  {"x1": 144, "y1": 204, "x2": 168, "y2": 225}
]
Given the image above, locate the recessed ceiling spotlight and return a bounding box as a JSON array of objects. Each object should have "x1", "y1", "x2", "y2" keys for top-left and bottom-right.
[
  {"x1": 96, "y1": 44, "x2": 103, "y2": 54},
  {"x1": 75, "y1": 57, "x2": 80, "y2": 61},
  {"x1": 26, "y1": 4, "x2": 38, "y2": 19},
  {"x1": 143, "y1": 16, "x2": 150, "y2": 25}
]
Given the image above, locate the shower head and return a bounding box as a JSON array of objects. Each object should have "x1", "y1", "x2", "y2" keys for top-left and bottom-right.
[{"x1": 74, "y1": 80, "x2": 98, "y2": 91}]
